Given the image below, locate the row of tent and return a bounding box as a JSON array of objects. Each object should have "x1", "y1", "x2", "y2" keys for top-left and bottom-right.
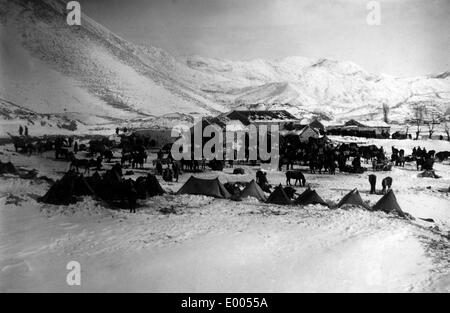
[
  {"x1": 37, "y1": 171, "x2": 405, "y2": 218},
  {"x1": 38, "y1": 170, "x2": 166, "y2": 205},
  {"x1": 177, "y1": 176, "x2": 405, "y2": 217},
  {"x1": 38, "y1": 170, "x2": 95, "y2": 205}
]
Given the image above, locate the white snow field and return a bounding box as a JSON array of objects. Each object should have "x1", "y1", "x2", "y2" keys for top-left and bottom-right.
[{"x1": 0, "y1": 138, "x2": 449, "y2": 292}]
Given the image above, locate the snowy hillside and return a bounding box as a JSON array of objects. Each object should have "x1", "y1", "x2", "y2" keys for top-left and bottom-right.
[
  {"x1": 0, "y1": 0, "x2": 226, "y2": 127},
  {"x1": 184, "y1": 56, "x2": 450, "y2": 122},
  {"x1": 0, "y1": 0, "x2": 449, "y2": 136}
]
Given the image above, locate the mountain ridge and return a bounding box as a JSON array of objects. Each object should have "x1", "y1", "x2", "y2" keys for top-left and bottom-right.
[
  {"x1": 182, "y1": 54, "x2": 449, "y2": 122},
  {"x1": 0, "y1": 0, "x2": 448, "y2": 136}
]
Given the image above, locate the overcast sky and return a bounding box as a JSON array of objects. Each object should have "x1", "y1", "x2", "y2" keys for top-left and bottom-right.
[{"x1": 82, "y1": 0, "x2": 450, "y2": 77}]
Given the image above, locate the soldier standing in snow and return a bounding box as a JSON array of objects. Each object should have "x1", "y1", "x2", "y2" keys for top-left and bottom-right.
[
  {"x1": 172, "y1": 161, "x2": 179, "y2": 182},
  {"x1": 127, "y1": 181, "x2": 138, "y2": 213},
  {"x1": 369, "y1": 174, "x2": 377, "y2": 194},
  {"x1": 156, "y1": 160, "x2": 163, "y2": 175},
  {"x1": 19, "y1": 125, "x2": 23, "y2": 136},
  {"x1": 24, "y1": 126, "x2": 29, "y2": 136},
  {"x1": 201, "y1": 157, "x2": 206, "y2": 171},
  {"x1": 157, "y1": 149, "x2": 163, "y2": 160}
]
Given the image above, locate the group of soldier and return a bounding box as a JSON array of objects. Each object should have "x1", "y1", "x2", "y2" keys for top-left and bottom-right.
[
  {"x1": 18, "y1": 125, "x2": 29, "y2": 137},
  {"x1": 154, "y1": 149, "x2": 181, "y2": 183},
  {"x1": 412, "y1": 146, "x2": 435, "y2": 171}
]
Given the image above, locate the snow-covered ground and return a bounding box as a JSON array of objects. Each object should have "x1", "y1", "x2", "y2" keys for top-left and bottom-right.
[{"x1": 0, "y1": 138, "x2": 449, "y2": 292}]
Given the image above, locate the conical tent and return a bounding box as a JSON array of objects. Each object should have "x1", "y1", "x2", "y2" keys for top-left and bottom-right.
[
  {"x1": 295, "y1": 188, "x2": 328, "y2": 207},
  {"x1": 73, "y1": 174, "x2": 95, "y2": 196},
  {"x1": 146, "y1": 173, "x2": 165, "y2": 197},
  {"x1": 86, "y1": 171, "x2": 102, "y2": 190},
  {"x1": 266, "y1": 184, "x2": 292, "y2": 205},
  {"x1": 177, "y1": 176, "x2": 231, "y2": 198},
  {"x1": 239, "y1": 179, "x2": 267, "y2": 201},
  {"x1": 0, "y1": 161, "x2": 18, "y2": 175},
  {"x1": 91, "y1": 171, "x2": 102, "y2": 182},
  {"x1": 372, "y1": 189, "x2": 405, "y2": 217},
  {"x1": 38, "y1": 171, "x2": 78, "y2": 205},
  {"x1": 337, "y1": 188, "x2": 367, "y2": 208}
]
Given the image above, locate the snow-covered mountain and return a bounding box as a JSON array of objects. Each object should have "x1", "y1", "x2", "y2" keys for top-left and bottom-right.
[
  {"x1": 0, "y1": 0, "x2": 449, "y2": 136},
  {"x1": 0, "y1": 0, "x2": 226, "y2": 129},
  {"x1": 183, "y1": 56, "x2": 450, "y2": 122}
]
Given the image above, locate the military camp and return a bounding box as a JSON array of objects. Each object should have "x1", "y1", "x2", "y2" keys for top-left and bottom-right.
[{"x1": 1, "y1": 0, "x2": 450, "y2": 293}]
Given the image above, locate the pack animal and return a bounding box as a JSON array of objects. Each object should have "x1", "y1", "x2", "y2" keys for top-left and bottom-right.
[
  {"x1": 285, "y1": 170, "x2": 306, "y2": 187},
  {"x1": 436, "y1": 151, "x2": 450, "y2": 162},
  {"x1": 102, "y1": 150, "x2": 114, "y2": 163},
  {"x1": 70, "y1": 157, "x2": 97, "y2": 175}
]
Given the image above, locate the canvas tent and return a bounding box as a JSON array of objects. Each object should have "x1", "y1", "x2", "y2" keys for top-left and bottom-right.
[
  {"x1": 239, "y1": 179, "x2": 267, "y2": 202},
  {"x1": 73, "y1": 174, "x2": 96, "y2": 196},
  {"x1": 146, "y1": 173, "x2": 166, "y2": 197},
  {"x1": 337, "y1": 188, "x2": 367, "y2": 208},
  {"x1": 85, "y1": 171, "x2": 102, "y2": 189},
  {"x1": 133, "y1": 173, "x2": 165, "y2": 199},
  {"x1": 0, "y1": 161, "x2": 18, "y2": 175},
  {"x1": 38, "y1": 170, "x2": 99, "y2": 205},
  {"x1": 295, "y1": 188, "x2": 328, "y2": 207},
  {"x1": 371, "y1": 189, "x2": 405, "y2": 217},
  {"x1": 38, "y1": 171, "x2": 78, "y2": 205},
  {"x1": 177, "y1": 176, "x2": 231, "y2": 199},
  {"x1": 266, "y1": 184, "x2": 292, "y2": 205}
]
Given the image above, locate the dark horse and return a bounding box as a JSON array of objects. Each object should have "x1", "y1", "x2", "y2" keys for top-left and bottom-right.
[{"x1": 285, "y1": 170, "x2": 306, "y2": 187}]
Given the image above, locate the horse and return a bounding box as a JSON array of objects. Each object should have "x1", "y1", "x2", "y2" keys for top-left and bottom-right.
[
  {"x1": 34, "y1": 141, "x2": 45, "y2": 155},
  {"x1": 279, "y1": 154, "x2": 294, "y2": 171},
  {"x1": 395, "y1": 156, "x2": 405, "y2": 167},
  {"x1": 309, "y1": 159, "x2": 318, "y2": 174},
  {"x1": 55, "y1": 147, "x2": 69, "y2": 160},
  {"x1": 121, "y1": 153, "x2": 133, "y2": 167},
  {"x1": 416, "y1": 157, "x2": 433, "y2": 171},
  {"x1": 88, "y1": 140, "x2": 108, "y2": 156},
  {"x1": 328, "y1": 160, "x2": 337, "y2": 175},
  {"x1": 26, "y1": 142, "x2": 35, "y2": 156},
  {"x1": 436, "y1": 151, "x2": 450, "y2": 162},
  {"x1": 102, "y1": 150, "x2": 114, "y2": 163},
  {"x1": 70, "y1": 157, "x2": 97, "y2": 175},
  {"x1": 316, "y1": 157, "x2": 324, "y2": 174},
  {"x1": 132, "y1": 151, "x2": 146, "y2": 169},
  {"x1": 285, "y1": 170, "x2": 306, "y2": 187}
]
